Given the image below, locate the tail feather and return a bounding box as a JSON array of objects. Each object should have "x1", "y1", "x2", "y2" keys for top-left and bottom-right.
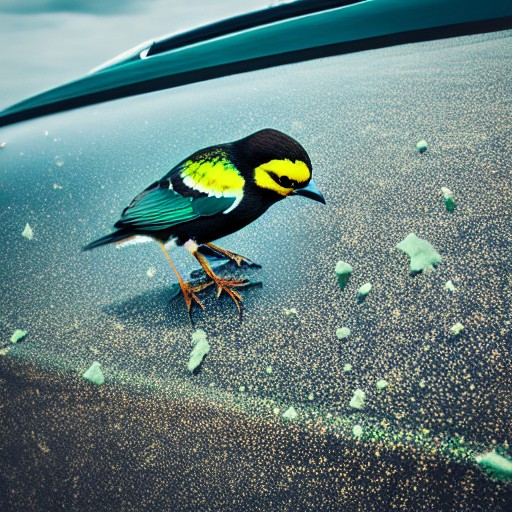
[{"x1": 82, "y1": 231, "x2": 131, "y2": 251}]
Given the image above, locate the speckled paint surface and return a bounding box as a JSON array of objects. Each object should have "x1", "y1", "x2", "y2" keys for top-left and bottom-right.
[{"x1": 1, "y1": 30, "x2": 511, "y2": 511}]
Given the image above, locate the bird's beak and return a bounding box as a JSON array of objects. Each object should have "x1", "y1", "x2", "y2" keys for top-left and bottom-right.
[{"x1": 292, "y1": 179, "x2": 326, "y2": 204}]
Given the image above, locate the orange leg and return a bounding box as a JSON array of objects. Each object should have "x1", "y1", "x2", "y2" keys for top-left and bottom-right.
[
  {"x1": 187, "y1": 244, "x2": 248, "y2": 317},
  {"x1": 205, "y1": 242, "x2": 260, "y2": 267},
  {"x1": 158, "y1": 242, "x2": 212, "y2": 315}
]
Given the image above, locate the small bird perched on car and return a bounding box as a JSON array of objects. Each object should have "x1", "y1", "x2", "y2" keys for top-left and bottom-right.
[{"x1": 83, "y1": 128, "x2": 325, "y2": 317}]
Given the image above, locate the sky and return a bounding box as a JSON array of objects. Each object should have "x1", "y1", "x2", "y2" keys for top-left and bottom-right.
[{"x1": 0, "y1": 0, "x2": 273, "y2": 110}]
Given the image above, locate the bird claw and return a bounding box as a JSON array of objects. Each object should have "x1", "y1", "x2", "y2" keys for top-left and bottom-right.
[
  {"x1": 177, "y1": 280, "x2": 214, "y2": 325},
  {"x1": 175, "y1": 276, "x2": 249, "y2": 323},
  {"x1": 190, "y1": 280, "x2": 215, "y2": 294},
  {"x1": 231, "y1": 254, "x2": 262, "y2": 269},
  {"x1": 201, "y1": 244, "x2": 262, "y2": 269},
  {"x1": 211, "y1": 277, "x2": 247, "y2": 319},
  {"x1": 214, "y1": 277, "x2": 248, "y2": 294}
]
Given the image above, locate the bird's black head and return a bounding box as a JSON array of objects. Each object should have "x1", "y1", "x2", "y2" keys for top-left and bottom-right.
[{"x1": 234, "y1": 128, "x2": 325, "y2": 204}]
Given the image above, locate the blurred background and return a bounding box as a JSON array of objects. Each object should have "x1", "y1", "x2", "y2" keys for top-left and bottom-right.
[{"x1": 0, "y1": 0, "x2": 274, "y2": 110}]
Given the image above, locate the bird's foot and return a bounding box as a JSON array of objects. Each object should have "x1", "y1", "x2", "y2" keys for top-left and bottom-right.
[
  {"x1": 211, "y1": 276, "x2": 249, "y2": 319},
  {"x1": 204, "y1": 243, "x2": 261, "y2": 269},
  {"x1": 178, "y1": 280, "x2": 214, "y2": 322},
  {"x1": 230, "y1": 253, "x2": 261, "y2": 268},
  {"x1": 189, "y1": 246, "x2": 256, "y2": 320}
]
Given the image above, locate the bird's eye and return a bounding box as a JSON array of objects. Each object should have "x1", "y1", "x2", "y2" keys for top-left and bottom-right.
[
  {"x1": 279, "y1": 176, "x2": 292, "y2": 188},
  {"x1": 268, "y1": 171, "x2": 297, "y2": 189}
]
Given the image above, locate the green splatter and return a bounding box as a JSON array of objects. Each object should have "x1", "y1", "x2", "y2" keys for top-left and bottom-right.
[
  {"x1": 416, "y1": 139, "x2": 428, "y2": 153},
  {"x1": 357, "y1": 283, "x2": 372, "y2": 300},
  {"x1": 349, "y1": 389, "x2": 366, "y2": 409},
  {"x1": 444, "y1": 280, "x2": 457, "y2": 292},
  {"x1": 283, "y1": 307, "x2": 298, "y2": 318},
  {"x1": 476, "y1": 451, "x2": 512, "y2": 481},
  {"x1": 22, "y1": 223, "x2": 33, "y2": 240},
  {"x1": 336, "y1": 327, "x2": 351, "y2": 339},
  {"x1": 282, "y1": 406, "x2": 298, "y2": 420},
  {"x1": 343, "y1": 363, "x2": 353, "y2": 373},
  {"x1": 335, "y1": 261, "x2": 352, "y2": 290},
  {"x1": 450, "y1": 322, "x2": 465, "y2": 336},
  {"x1": 376, "y1": 379, "x2": 389, "y2": 390},
  {"x1": 188, "y1": 331, "x2": 210, "y2": 373},
  {"x1": 10, "y1": 329, "x2": 27, "y2": 343},
  {"x1": 441, "y1": 187, "x2": 456, "y2": 212},
  {"x1": 82, "y1": 361, "x2": 105, "y2": 385},
  {"x1": 396, "y1": 233, "x2": 442, "y2": 272},
  {"x1": 352, "y1": 424, "x2": 363, "y2": 438},
  {"x1": 191, "y1": 329, "x2": 207, "y2": 343}
]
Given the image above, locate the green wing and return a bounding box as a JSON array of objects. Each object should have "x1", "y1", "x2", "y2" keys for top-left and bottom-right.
[
  {"x1": 116, "y1": 147, "x2": 244, "y2": 232},
  {"x1": 115, "y1": 182, "x2": 236, "y2": 232},
  {"x1": 191, "y1": 195, "x2": 236, "y2": 216}
]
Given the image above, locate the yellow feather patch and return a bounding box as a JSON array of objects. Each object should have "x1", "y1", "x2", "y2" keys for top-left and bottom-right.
[
  {"x1": 254, "y1": 159, "x2": 311, "y2": 196},
  {"x1": 181, "y1": 158, "x2": 245, "y2": 196}
]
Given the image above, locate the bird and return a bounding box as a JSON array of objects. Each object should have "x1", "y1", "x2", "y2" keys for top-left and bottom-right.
[{"x1": 83, "y1": 128, "x2": 325, "y2": 318}]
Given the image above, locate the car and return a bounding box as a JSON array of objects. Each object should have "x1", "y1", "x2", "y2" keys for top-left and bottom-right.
[{"x1": 1, "y1": 1, "x2": 511, "y2": 510}]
